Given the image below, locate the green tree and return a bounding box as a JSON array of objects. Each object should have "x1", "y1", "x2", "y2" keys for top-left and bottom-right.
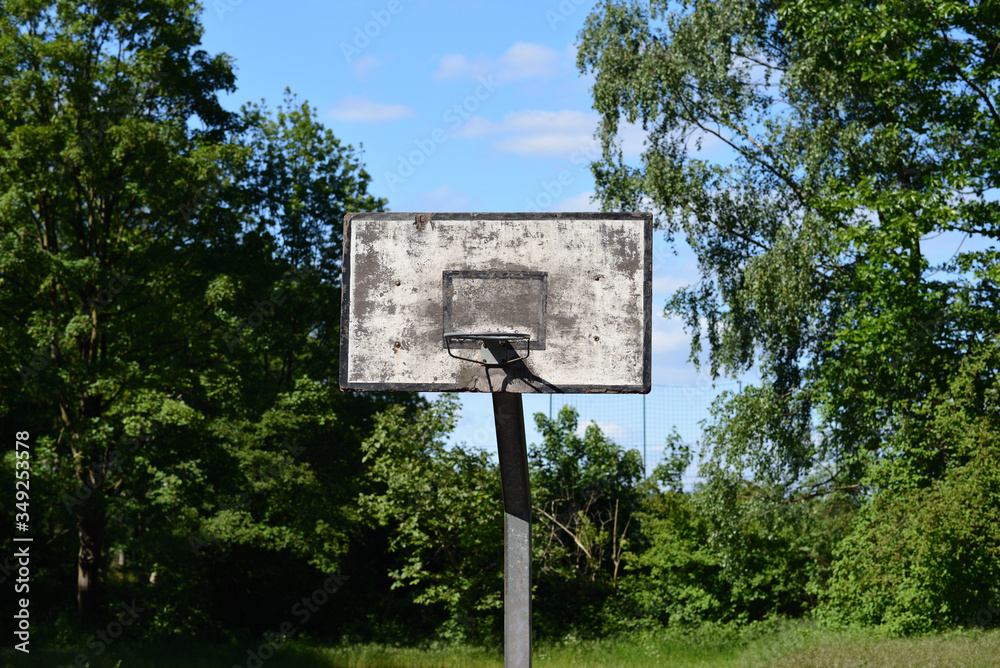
[
  {"x1": 359, "y1": 395, "x2": 503, "y2": 644},
  {"x1": 822, "y1": 342, "x2": 1000, "y2": 632},
  {"x1": 0, "y1": 0, "x2": 240, "y2": 622},
  {"x1": 530, "y1": 406, "x2": 644, "y2": 637},
  {"x1": 620, "y1": 433, "x2": 853, "y2": 629},
  {"x1": 358, "y1": 401, "x2": 647, "y2": 643},
  {"x1": 531, "y1": 406, "x2": 644, "y2": 586},
  {"x1": 0, "y1": 0, "x2": 393, "y2": 635},
  {"x1": 578, "y1": 0, "x2": 999, "y2": 629},
  {"x1": 621, "y1": 481, "x2": 726, "y2": 628},
  {"x1": 240, "y1": 90, "x2": 382, "y2": 285}
]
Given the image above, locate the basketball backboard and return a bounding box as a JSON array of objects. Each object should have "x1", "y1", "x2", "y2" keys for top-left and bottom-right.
[{"x1": 340, "y1": 212, "x2": 651, "y2": 393}]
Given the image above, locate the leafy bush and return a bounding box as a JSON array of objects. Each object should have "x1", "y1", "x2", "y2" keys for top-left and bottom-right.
[
  {"x1": 359, "y1": 395, "x2": 504, "y2": 645},
  {"x1": 823, "y1": 344, "x2": 1000, "y2": 633}
]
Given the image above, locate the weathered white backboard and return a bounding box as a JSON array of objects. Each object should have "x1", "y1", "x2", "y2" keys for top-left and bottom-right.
[{"x1": 340, "y1": 212, "x2": 651, "y2": 393}]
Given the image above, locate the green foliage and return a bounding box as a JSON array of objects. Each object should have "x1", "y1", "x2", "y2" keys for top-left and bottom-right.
[
  {"x1": 621, "y1": 485, "x2": 726, "y2": 627},
  {"x1": 530, "y1": 406, "x2": 645, "y2": 638},
  {"x1": 359, "y1": 395, "x2": 503, "y2": 645},
  {"x1": 531, "y1": 406, "x2": 645, "y2": 584},
  {"x1": 824, "y1": 456, "x2": 1000, "y2": 634},
  {"x1": 0, "y1": 0, "x2": 244, "y2": 628},
  {"x1": 357, "y1": 402, "x2": 649, "y2": 644},
  {"x1": 578, "y1": 0, "x2": 1000, "y2": 633},
  {"x1": 578, "y1": 0, "x2": 999, "y2": 481},
  {"x1": 0, "y1": 0, "x2": 399, "y2": 640},
  {"x1": 4, "y1": 0, "x2": 998, "y2": 645},
  {"x1": 823, "y1": 342, "x2": 1000, "y2": 634},
  {"x1": 622, "y1": 460, "x2": 854, "y2": 628}
]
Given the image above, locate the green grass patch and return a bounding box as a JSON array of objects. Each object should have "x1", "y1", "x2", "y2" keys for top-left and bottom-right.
[
  {"x1": 529, "y1": 624, "x2": 1000, "y2": 668},
  {"x1": 766, "y1": 627, "x2": 1000, "y2": 668},
  {"x1": 3, "y1": 622, "x2": 998, "y2": 667}
]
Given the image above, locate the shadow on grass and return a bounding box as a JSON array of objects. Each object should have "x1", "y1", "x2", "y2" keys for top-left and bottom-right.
[{"x1": 0, "y1": 641, "x2": 345, "y2": 668}]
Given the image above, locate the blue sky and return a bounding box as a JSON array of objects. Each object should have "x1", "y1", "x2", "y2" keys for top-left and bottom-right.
[
  {"x1": 195, "y1": 0, "x2": 741, "y2": 474},
  {"x1": 195, "y1": 0, "x2": 987, "y2": 477}
]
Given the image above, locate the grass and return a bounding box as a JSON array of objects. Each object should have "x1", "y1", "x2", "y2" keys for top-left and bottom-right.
[
  {"x1": 766, "y1": 627, "x2": 1000, "y2": 668},
  {"x1": 3, "y1": 622, "x2": 999, "y2": 667}
]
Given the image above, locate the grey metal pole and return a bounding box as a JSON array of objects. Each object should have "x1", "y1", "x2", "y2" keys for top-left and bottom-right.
[
  {"x1": 642, "y1": 393, "x2": 647, "y2": 476},
  {"x1": 492, "y1": 392, "x2": 532, "y2": 668}
]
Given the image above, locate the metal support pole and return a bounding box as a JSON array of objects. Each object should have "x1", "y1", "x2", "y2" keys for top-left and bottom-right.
[{"x1": 492, "y1": 392, "x2": 531, "y2": 668}]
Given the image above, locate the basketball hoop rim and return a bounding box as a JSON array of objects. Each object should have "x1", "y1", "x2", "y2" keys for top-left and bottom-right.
[
  {"x1": 443, "y1": 332, "x2": 531, "y2": 365},
  {"x1": 443, "y1": 332, "x2": 531, "y2": 342}
]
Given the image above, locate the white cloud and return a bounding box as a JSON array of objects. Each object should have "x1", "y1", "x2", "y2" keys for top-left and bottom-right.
[
  {"x1": 652, "y1": 326, "x2": 690, "y2": 354},
  {"x1": 652, "y1": 312, "x2": 710, "y2": 355},
  {"x1": 504, "y1": 109, "x2": 596, "y2": 134},
  {"x1": 496, "y1": 133, "x2": 598, "y2": 157},
  {"x1": 415, "y1": 184, "x2": 478, "y2": 211},
  {"x1": 434, "y1": 42, "x2": 562, "y2": 82},
  {"x1": 436, "y1": 53, "x2": 472, "y2": 80},
  {"x1": 552, "y1": 191, "x2": 600, "y2": 212},
  {"x1": 327, "y1": 96, "x2": 415, "y2": 122},
  {"x1": 498, "y1": 42, "x2": 560, "y2": 80},
  {"x1": 652, "y1": 274, "x2": 693, "y2": 296},
  {"x1": 457, "y1": 110, "x2": 597, "y2": 139},
  {"x1": 453, "y1": 109, "x2": 600, "y2": 158},
  {"x1": 577, "y1": 419, "x2": 630, "y2": 443},
  {"x1": 351, "y1": 55, "x2": 378, "y2": 78},
  {"x1": 452, "y1": 109, "x2": 646, "y2": 160},
  {"x1": 649, "y1": 312, "x2": 717, "y2": 387},
  {"x1": 453, "y1": 115, "x2": 497, "y2": 139}
]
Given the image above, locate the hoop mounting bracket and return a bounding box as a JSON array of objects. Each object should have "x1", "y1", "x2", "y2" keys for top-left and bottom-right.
[{"x1": 444, "y1": 332, "x2": 530, "y2": 366}]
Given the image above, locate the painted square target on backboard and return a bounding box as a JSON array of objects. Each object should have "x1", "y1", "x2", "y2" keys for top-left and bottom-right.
[{"x1": 340, "y1": 212, "x2": 651, "y2": 393}]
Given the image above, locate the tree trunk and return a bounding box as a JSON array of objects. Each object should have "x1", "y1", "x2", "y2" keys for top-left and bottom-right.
[
  {"x1": 76, "y1": 489, "x2": 104, "y2": 622},
  {"x1": 75, "y1": 391, "x2": 106, "y2": 622}
]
